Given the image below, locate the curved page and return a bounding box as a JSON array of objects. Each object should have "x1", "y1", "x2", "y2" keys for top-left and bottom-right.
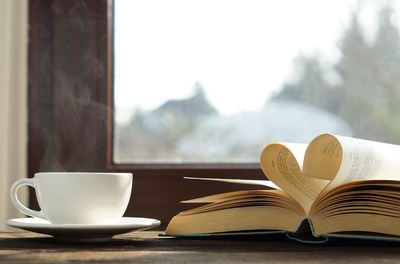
[{"x1": 260, "y1": 143, "x2": 329, "y2": 213}]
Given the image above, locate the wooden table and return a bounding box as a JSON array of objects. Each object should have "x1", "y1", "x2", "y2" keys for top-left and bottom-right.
[{"x1": 1, "y1": 231, "x2": 400, "y2": 263}]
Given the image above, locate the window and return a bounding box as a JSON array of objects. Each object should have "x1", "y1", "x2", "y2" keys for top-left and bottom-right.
[{"x1": 113, "y1": 0, "x2": 400, "y2": 166}]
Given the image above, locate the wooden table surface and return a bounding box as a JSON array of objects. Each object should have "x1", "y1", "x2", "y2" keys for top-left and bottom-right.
[{"x1": 1, "y1": 231, "x2": 400, "y2": 263}]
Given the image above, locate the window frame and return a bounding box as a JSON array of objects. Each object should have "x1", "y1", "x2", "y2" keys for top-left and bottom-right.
[{"x1": 28, "y1": 0, "x2": 264, "y2": 228}]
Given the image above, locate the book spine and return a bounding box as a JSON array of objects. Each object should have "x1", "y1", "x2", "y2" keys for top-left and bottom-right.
[
  {"x1": 305, "y1": 218, "x2": 318, "y2": 237},
  {"x1": 285, "y1": 218, "x2": 329, "y2": 244}
]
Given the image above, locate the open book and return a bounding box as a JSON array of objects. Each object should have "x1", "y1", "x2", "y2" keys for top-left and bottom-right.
[{"x1": 165, "y1": 134, "x2": 400, "y2": 242}]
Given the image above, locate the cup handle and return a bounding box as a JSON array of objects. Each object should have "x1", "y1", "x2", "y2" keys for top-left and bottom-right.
[{"x1": 10, "y1": 178, "x2": 45, "y2": 219}]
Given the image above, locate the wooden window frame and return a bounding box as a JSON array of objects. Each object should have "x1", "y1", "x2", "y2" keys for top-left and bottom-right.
[{"x1": 28, "y1": 0, "x2": 264, "y2": 228}]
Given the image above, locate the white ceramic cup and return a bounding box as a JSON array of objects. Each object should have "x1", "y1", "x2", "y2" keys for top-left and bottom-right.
[{"x1": 10, "y1": 172, "x2": 132, "y2": 225}]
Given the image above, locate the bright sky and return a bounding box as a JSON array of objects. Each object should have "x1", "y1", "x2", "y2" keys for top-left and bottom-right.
[{"x1": 114, "y1": 0, "x2": 399, "y2": 123}]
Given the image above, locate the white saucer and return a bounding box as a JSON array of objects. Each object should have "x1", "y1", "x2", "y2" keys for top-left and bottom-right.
[{"x1": 7, "y1": 217, "x2": 161, "y2": 242}]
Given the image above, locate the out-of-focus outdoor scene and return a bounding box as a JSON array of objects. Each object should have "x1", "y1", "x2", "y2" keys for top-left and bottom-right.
[{"x1": 114, "y1": 0, "x2": 400, "y2": 163}]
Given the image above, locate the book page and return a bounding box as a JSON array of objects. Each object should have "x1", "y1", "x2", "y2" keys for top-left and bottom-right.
[
  {"x1": 260, "y1": 143, "x2": 329, "y2": 212},
  {"x1": 304, "y1": 134, "x2": 400, "y2": 191},
  {"x1": 181, "y1": 189, "x2": 284, "y2": 203},
  {"x1": 183, "y1": 177, "x2": 278, "y2": 189}
]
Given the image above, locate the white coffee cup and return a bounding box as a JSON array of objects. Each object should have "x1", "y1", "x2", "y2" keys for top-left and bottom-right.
[{"x1": 10, "y1": 172, "x2": 132, "y2": 225}]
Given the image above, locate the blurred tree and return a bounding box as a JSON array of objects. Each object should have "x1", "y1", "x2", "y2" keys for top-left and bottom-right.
[
  {"x1": 274, "y1": 5, "x2": 400, "y2": 143},
  {"x1": 370, "y1": 5, "x2": 400, "y2": 141},
  {"x1": 332, "y1": 13, "x2": 388, "y2": 141},
  {"x1": 272, "y1": 55, "x2": 337, "y2": 112},
  {"x1": 374, "y1": 6, "x2": 400, "y2": 84},
  {"x1": 114, "y1": 82, "x2": 218, "y2": 162},
  {"x1": 335, "y1": 7, "x2": 400, "y2": 143}
]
